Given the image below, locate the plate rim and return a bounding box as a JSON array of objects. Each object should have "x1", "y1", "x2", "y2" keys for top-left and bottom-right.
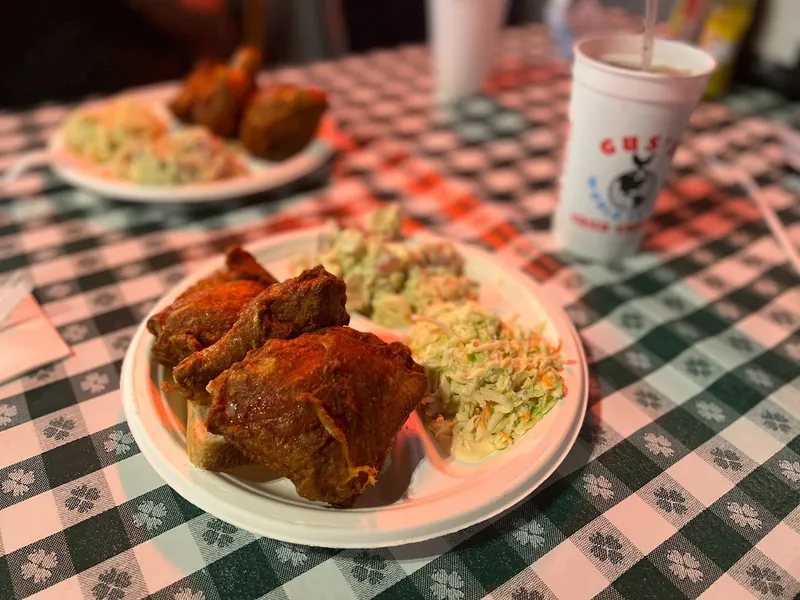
[
  {"x1": 121, "y1": 227, "x2": 588, "y2": 547},
  {"x1": 49, "y1": 84, "x2": 336, "y2": 204}
]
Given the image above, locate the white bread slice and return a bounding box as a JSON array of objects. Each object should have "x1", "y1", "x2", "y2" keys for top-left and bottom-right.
[{"x1": 186, "y1": 400, "x2": 250, "y2": 471}]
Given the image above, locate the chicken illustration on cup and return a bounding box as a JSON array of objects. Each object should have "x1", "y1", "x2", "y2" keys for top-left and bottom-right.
[
  {"x1": 609, "y1": 152, "x2": 657, "y2": 212},
  {"x1": 598, "y1": 133, "x2": 679, "y2": 216}
]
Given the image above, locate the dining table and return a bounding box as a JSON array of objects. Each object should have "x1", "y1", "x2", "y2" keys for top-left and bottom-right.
[{"x1": 1, "y1": 22, "x2": 800, "y2": 600}]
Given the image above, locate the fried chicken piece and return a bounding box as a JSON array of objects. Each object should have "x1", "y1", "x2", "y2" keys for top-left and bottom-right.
[
  {"x1": 173, "y1": 265, "x2": 350, "y2": 400},
  {"x1": 147, "y1": 246, "x2": 277, "y2": 367},
  {"x1": 206, "y1": 327, "x2": 427, "y2": 506},
  {"x1": 170, "y1": 58, "x2": 219, "y2": 123},
  {"x1": 170, "y1": 47, "x2": 261, "y2": 138},
  {"x1": 238, "y1": 84, "x2": 328, "y2": 161}
]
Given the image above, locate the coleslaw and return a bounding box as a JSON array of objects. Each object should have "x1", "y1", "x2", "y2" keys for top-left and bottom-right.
[
  {"x1": 63, "y1": 98, "x2": 166, "y2": 164},
  {"x1": 407, "y1": 301, "x2": 566, "y2": 460},
  {"x1": 62, "y1": 98, "x2": 246, "y2": 186}
]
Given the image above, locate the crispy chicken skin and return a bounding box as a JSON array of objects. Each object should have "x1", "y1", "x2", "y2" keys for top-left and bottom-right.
[
  {"x1": 147, "y1": 246, "x2": 276, "y2": 367},
  {"x1": 238, "y1": 84, "x2": 328, "y2": 161},
  {"x1": 206, "y1": 327, "x2": 427, "y2": 506},
  {"x1": 173, "y1": 265, "x2": 350, "y2": 400},
  {"x1": 170, "y1": 47, "x2": 261, "y2": 138}
]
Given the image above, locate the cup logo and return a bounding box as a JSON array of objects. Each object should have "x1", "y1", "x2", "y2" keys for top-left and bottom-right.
[
  {"x1": 607, "y1": 152, "x2": 658, "y2": 212},
  {"x1": 584, "y1": 134, "x2": 677, "y2": 225}
]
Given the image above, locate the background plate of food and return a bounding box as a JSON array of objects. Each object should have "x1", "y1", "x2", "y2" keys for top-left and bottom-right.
[
  {"x1": 12, "y1": 49, "x2": 338, "y2": 203},
  {"x1": 121, "y1": 209, "x2": 589, "y2": 548}
]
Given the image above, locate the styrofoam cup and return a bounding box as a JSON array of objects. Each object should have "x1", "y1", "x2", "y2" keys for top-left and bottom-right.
[
  {"x1": 427, "y1": 0, "x2": 510, "y2": 104},
  {"x1": 552, "y1": 35, "x2": 715, "y2": 261}
]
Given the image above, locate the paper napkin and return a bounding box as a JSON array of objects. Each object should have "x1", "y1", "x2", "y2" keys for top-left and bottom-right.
[{"x1": 0, "y1": 294, "x2": 71, "y2": 385}]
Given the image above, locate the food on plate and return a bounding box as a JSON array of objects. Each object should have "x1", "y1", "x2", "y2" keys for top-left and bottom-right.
[
  {"x1": 206, "y1": 326, "x2": 428, "y2": 506},
  {"x1": 62, "y1": 98, "x2": 248, "y2": 186},
  {"x1": 146, "y1": 246, "x2": 428, "y2": 506},
  {"x1": 142, "y1": 222, "x2": 571, "y2": 512},
  {"x1": 238, "y1": 84, "x2": 328, "y2": 161},
  {"x1": 59, "y1": 45, "x2": 330, "y2": 191},
  {"x1": 170, "y1": 46, "x2": 328, "y2": 161},
  {"x1": 407, "y1": 301, "x2": 566, "y2": 460},
  {"x1": 173, "y1": 265, "x2": 350, "y2": 400},
  {"x1": 147, "y1": 246, "x2": 277, "y2": 367},
  {"x1": 402, "y1": 267, "x2": 479, "y2": 314},
  {"x1": 301, "y1": 206, "x2": 479, "y2": 328},
  {"x1": 63, "y1": 98, "x2": 166, "y2": 164},
  {"x1": 148, "y1": 245, "x2": 276, "y2": 470},
  {"x1": 170, "y1": 47, "x2": 261, "y2": 138},
  {"x1": 113, "y1": 127, "x2": 246, "y2": 185},
  {"x1": 187, "y1": 400, "x2": 249, "y2": 470}
]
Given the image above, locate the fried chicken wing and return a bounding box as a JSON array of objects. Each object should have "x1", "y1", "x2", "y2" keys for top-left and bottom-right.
[
  {"x1": 173, "y1": 265, "x2": 350, "y2": 399},
  {"x1": 206, "y1": 327, "x2": 427, "y2": 506},
  {"x1": 170, "y1": 47, "x2": 261, "y2": 138},
  {"x1": 147, "y1": 246, "x2": 277, "y2": 367}
]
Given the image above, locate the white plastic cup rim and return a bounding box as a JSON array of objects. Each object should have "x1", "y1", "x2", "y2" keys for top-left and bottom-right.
[{"x1": 574, "y1": 35, "x2": 717, "y2": 82}]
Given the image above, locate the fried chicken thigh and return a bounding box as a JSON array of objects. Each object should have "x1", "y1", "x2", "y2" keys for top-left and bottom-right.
[
  {"x1": 173, "y1": 265, "x2": 350, "y2": 400},
  {"x1": 147, "y1": 246, "x2": 276, "y2": 367},
  {"x1": 239, "y1": 84, "x2": 328, "y2": 161},
  {"x1": 206, "y1": 327, "x2": 427, "y2": 506}
]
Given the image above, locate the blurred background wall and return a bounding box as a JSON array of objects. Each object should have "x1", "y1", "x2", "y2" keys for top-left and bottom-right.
[{"x1": 2, "y1": 0, "x2": 798, "y2": 108}]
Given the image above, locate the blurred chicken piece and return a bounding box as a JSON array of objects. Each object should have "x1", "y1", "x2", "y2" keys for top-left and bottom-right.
[
  {"x1": 239, "y1": 84, "x2": 328, "y2": 161},
  {"x1": 147, "y1": 246, "x2": 276, "y2": 367},
  {"x1": 173, "y1": 265, "x2": 350, "y2": 400},
  {"x1": 206, "y1": 327, "x2": 428, "y2": 506},
  {"x1": 170, "y1": 47, "x2": 261, "y2": 138}
]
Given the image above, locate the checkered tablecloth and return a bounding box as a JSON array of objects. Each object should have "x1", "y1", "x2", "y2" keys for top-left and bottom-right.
[{"x1": 1, "y1": 24, "x2": 800, "y2": 600}]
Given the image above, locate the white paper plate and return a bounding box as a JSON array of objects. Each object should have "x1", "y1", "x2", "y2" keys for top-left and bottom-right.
[
  {"x1": 121, "y1": 228, "x2": 588, "y2": 548},
  {"x1": 48, "y1": 84, "x2": 336, "y2": 204}
]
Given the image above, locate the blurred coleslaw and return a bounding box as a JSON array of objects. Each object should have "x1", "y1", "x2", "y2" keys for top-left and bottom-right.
[
  {"x1": 62, "y1": 98, "x2": 246, "y2": 186},
  {"x1": 63, "y1": 98, "x2": 166, "y2": 164}
]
